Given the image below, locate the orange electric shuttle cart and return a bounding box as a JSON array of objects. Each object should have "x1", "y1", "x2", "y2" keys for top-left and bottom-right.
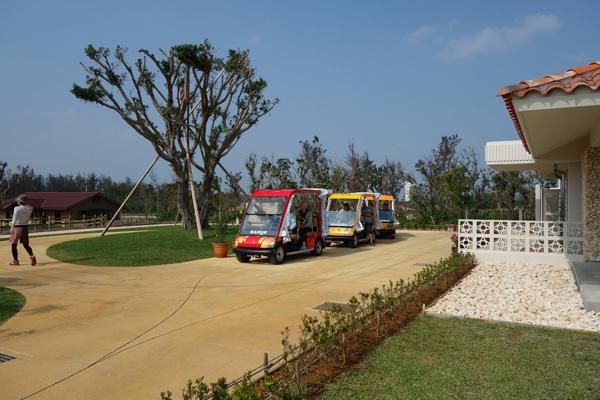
[{"x1": 374, "y1": 195, "x2": 398, "y2": 239}]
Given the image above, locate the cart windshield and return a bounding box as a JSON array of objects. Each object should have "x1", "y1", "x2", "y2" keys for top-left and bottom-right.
[
  {"x1": 239, "y1": 196, "x2": 287, "y2": 236},
  {"x1": 379, "y1": 210, "x2": 394, "y2": 223},
  {"x1": 327, "y1": 198, "x2": 358, "y2": 227}
]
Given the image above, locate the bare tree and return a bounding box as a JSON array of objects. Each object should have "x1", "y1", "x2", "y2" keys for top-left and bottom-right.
[
  {"x1": 344, "y1": 141, "x2": 379, "y2": 192},
  {"x1": 379, "y1": 159, "x2": 405, "y2": 200},
  {"x1": 295, "y1": 136, "x2": 331, "y2": 188},
  {"x1": 329, "y1": 158, "x2": 349, "y2": 193},
  {"x1": 72, "y1": 41, "x2": 278, "y2": 229},
  {"x1": 0, "y1": 161, "x2": 17, "y2": 201}
]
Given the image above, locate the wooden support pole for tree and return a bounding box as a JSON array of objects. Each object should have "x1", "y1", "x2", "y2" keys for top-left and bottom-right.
[
  {"x1": 101, "y1": 155, "x2": 160, "y2": 237},
  {"x1": 186, "y1": 153, "x2": 203, "y2": 239},
  {"x1": 184, "y1": 68, "x2": 203, "y2": 240},
  {"x1": 217, "y1": 161, "x2": 249, "y2": 199}
]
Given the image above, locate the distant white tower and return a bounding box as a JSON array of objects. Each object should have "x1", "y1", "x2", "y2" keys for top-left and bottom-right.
[{"x1": 404, "y1": 182, "x2": 412, "y2": 202}]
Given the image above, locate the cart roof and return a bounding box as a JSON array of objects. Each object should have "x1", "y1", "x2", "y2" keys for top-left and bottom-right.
[
  {"x1": 251, "y1": 189, "x2": 323, "y2": 197},
  {"x1": 369, "y1": 195, "x2": 393, "y2": 201},
  {"x1": 330, "y1": 192, "x2": 379, "y2": 200}
]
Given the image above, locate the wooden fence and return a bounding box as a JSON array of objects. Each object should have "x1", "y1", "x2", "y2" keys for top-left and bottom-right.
[
  {"x1": 160, "y1": 253, "x2": 478, "y2": 399},
  {"x1": 0, "y1": 215, "x2": 107, "y2": 233}
]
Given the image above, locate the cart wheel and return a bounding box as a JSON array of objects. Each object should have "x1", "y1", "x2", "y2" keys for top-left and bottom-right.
[
  {"x1": 236, "y1": 253, "x2": 250, "y2": 263},
  {"x1": 269, "y1": 244, "x2": 286, "y2": 265},
  {"x1": 311, "y1": 238, "x2": 324, "y2": 256},
  {"x1": 348, "y1": 233, "x2": 359, "y2": 248}
]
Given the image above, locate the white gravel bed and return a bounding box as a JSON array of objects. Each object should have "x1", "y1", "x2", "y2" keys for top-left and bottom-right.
[{"x1": 427, "y1": 262, "x2": 600, "y2": 333}]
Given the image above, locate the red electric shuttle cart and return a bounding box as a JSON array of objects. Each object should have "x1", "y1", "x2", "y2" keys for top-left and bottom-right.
[{"x1": 233, "y1": 188, "x2": 331, "y2": 264}]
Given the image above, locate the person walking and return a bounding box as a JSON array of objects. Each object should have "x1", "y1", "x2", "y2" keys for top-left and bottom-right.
[
  {"x1": 361, "y1": 201, "x2": 375, "y2": 245},
  {"x1": 9, "y1": 194, "x2": 36, "y2": 266}
]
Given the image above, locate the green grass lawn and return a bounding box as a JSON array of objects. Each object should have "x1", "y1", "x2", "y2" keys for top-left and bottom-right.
[
  {"x1": 0, "y1": 287, "x2": 26, "y2": 325},
  {"x1": 0, "y1": 225, "x2": 173, "y2": 242},
  {"x1": 46, "y1": 225, "x2": 238, "y2": 267},
  {"x1": 319, "y1": 315, "x2": 600, "y2": 399}
]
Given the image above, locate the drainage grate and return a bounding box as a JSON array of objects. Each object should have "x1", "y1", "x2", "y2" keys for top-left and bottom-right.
[
  {"x1": 0, "y1": 353, "x2": 16, "y2": 364},
  {"x1": 312, "y1": 301, "x2": 354, "y2": 314}
]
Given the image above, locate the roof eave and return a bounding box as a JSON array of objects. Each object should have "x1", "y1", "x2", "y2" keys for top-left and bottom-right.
[{"x1": 500, "y1": 94, "x2": 531, "y2": 154}]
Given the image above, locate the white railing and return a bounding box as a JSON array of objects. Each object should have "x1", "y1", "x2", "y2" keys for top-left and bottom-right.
[
  {"x1": 485, "y1": 140, "x2": 534, "y2": 165},
  {"x1": 458, "y1": 220, "x2": 583, "y2": 256}
]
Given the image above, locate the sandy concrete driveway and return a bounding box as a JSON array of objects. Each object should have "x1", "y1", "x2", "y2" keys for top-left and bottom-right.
[{"x1": 0, "y1": 227, "x2": 451, "y2": 399}]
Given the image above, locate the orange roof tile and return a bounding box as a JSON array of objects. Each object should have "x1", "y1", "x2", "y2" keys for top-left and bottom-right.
[{"x1": 498, "y1": 61, "x2": 600, "y2": 153}]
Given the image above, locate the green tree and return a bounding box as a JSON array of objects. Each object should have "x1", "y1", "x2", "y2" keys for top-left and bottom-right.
[
  {"x1": 11, "y1": 165, "x2": 44, "y2": 196},
  {"x1": 407, "y1": 134, "x2": 461, "y2": 224},
  {"x1": 72, "y1": 41, "x2": 278, "y2": 229},
  {"x1": 490, "y1": 170, "x2": 537, "y2": 219},
  {"x1": 245, "y1": 153, "x2": 297, "y2": 190}
]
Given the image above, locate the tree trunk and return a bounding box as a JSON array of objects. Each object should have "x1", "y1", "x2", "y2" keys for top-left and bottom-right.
[
  {"x1": 198, "y1": 187, "x2": 210, "y2": 229},
  {"x1": 198, "y1": 162, "x2": 217, "y2": 228},
  {"x1": 176, "y1": 174, "x2": 196, "y2": 229}
]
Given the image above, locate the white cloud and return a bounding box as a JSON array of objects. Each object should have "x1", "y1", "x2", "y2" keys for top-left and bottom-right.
[
  {"x1": 403, "y1": 25, "x2": 436, "y2": 44},
  {"x1": 437, "y1": 14, "x2": 560, "y2": 59}
]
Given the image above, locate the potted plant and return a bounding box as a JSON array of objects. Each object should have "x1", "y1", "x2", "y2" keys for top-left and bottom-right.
[
  {"x1": 212, "y1": 215, "x2": 230, "y2": 258},
  {"x1": 450, "y1": 233, "x2": 459, "y2": 253}
]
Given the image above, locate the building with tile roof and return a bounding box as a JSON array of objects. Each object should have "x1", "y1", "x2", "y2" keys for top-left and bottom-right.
[
  {"x1": 2, "y1": 192, "x2": 121, "y2": 222},
  {"x1": 469, "y1": 61, "x2": 600, "y2": 311},
  {"x1": 489, "y1": 61, "x2": 600, "y2": 260},
  {"x1": 457, "y1": 62, "x2": 600, "y2": 267}
]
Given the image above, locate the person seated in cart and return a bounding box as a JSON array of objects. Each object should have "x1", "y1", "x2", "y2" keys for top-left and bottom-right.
[
  {"x1": 292, "y1": 201, "x2": 313, "y2": 250},
  {"x1": 340, "y1": 202, "x2": 354, "y2": 224},
  {"x1": 377, "y1": 196, "x2": 397, "y2": 239}
]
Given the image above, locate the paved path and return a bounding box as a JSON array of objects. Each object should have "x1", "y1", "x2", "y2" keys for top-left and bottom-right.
[{"x1": 0, "y1": 228, "x2": 451, "y2": 399}]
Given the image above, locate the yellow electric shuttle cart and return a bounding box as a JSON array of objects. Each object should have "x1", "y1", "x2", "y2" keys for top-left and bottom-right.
[
  {"x1": 324, "y1": 192, "x2": 382, "y2": 248},
  {"x1": 374, "y1": 195, "x2": 398, "y2": 239}
]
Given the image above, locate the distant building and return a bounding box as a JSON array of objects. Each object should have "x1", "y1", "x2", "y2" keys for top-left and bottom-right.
[
  {"x1": 2, "y1": 192, "x2": 121, "y2": 221},
  {"x1": 403, "y1": 182, "x2": 412, "y2": 202}
]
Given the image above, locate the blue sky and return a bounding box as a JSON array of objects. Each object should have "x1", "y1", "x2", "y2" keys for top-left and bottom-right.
[{"x1": 1, "y1": 1, "x2": 599, "y2": 188}]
